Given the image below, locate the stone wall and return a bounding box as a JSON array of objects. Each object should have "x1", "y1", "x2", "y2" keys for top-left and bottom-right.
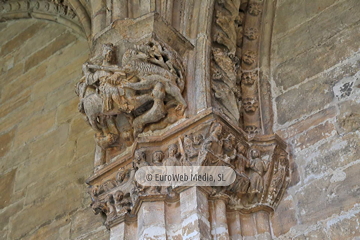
[
  {"x1": 271, "y1": 0, "x2": 360, "y2": 238},
  {"x1": 1, "y1": 1, "x2": 360, "y2": 239},
  {"x1": 0, "y1": 19, "x2": 108, "y2": 240}
]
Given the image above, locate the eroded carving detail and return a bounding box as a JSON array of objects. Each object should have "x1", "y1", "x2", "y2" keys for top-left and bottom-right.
[
  {"x1": 241, "y1": 70, "x2": 258, "y2": 85},
  {"x1": 242, "y1": 97, "x2": 259, "y2": 113},
  {"x1": 248, "y1": 2, "x2": 262, "y2": 16},
  {"x1": 88, "y1": 120, "x2": 290, "y2": 224},
  {"x1": 211, "y1": 0, "x2": 247, "y2": 122},
  {"x1": 78, "y1": 41, "x2": 187, "y2": 167},
  {"x1": 244, "y1": 27, "x2": 259, "y2": 40}
]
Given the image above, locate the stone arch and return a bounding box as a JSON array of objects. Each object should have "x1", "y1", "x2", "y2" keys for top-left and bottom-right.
[{"x1": 0, "y1": 0, "x2": 91, "y2": 42}]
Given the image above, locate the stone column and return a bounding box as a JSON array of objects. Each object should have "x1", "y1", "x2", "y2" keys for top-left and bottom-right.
[
  {"x1": 240, "y1": 213, "x2": 257, "y2": 239},
  {"x1": 137, "y1": 201, "x2": 167, "y2": 239},
  {"x1": 255, "y1": 211, "x2": 272, "y2": 239},
  {"x1": 210, "y1": 198, "x2": 230, "y2": 239},
  {"x1": 227, "y1": 211, "x2": 242, "y2": 240},
  {"x1": 180, "y1": 187, "x2": 212, "y2": 239}
]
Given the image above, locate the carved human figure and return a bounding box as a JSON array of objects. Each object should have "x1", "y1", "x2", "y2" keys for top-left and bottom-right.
[
  {"x1": 104, "y1": 194, "x2": 117, "y2": 221},
  {"x1": 152, "y1": 150, "x2": 164, "y2": 166},
  {"x1": 163, "y1": 144, "x2": 181, "y2": 166},
  {"x1": 223, "y1": 134, "x2": 236, "y2": 164},
  {"x1": 183, "y1": 135, "x2": 198, "y2": 159},
  {"x1": 133, "y1": 149, "x2": 149, "y2": 170},
  {"x1": 229, "y1": 143, "x2": 250, "y2": 194},
  {"x1": 242, "y1": 97, "x2": 259, "y2": 113},
  {"x1": 234, "y1": 143, "x2": 250, "y2": 175},
  {"x1": 244, "y1": 27, "x2": 259, "y2": 40},
  {"x1": 113, "y1": 190, "x2": 132, "y2": 214},
  {"x1": 268, "y1": 151, "x2": 287, "y2": 202},
  {"x1": 242, "y1": 50, "x2": 256, "y2": 65},
  {"x1": 203, "y1": 122, "x2": 224, "y2": 157},
  {"x1": 248, "y1": 149, "x2": 269, "y2": 203},
  {"x1": 241, "y1": 71, "x2": 257, "y2": 85},
  {"x1": 116, "y1": 168, "x2": 131, "y2": 186},
  {"x1": 248, "y1": 2, "x2": 262, "y2": 16}
]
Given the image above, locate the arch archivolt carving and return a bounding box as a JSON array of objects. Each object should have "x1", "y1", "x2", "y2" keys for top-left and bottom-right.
[{"x1": 0, "y1": 0, "x2": 91, "y2": 40}]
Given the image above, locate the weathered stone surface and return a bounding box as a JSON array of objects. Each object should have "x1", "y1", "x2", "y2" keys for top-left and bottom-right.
[
  {"x1": 274, "y1": 0, "x2": 338, "y2": 38},
  {"x1": 0, "y1": 128, "x2": 16, "y2": 158},
  {"x1": 292, "y1": 227, "x2": 329, "y2": 240},
  {"x1": 24, "y1": 154, "x2": 93, "y2": 206},
  {"x1": 0, "y1": 145, "x2": 29, "y2": 173},
  {"x1": 0, "y1": 199, "x2": 24, "y2": 231},
  {"x1": 296, "y1": 162, "x2": 360, "y2": 224},
  {"x1": 24, "y1": 217, "x2": 69, "y2": 240},
  {"x1": 0, "y1": 21, "x2": 46, "y2": 57},
  {"x1": 33, "y1": 53, "x2": 87, "y2": 99},
  {"x1": 0, "y1": 89, "x2": 31, "y2": 119},
  {"x1": 337, "y1": 99, "x2": 360, "y2": 134},
  {"x1": 0, "y1": 169, "x2": 16, "y2": 209},
  {"x1": 24, "y1": 32, "x2": 77, "y2": 71},
  {"x1": 276, "y1": 78, "x2": 334, "y2": 125},
  {"x1": 13, "y1": 23, "x2": 68, "y2": 64},
  {"x1": 0, "y1": 20, "x2": 37, "y2": 46},
  {"x1": 297, "y1": 132, "x2": 360, "y2": 183},
  {"x1": 271, "y1": 193, "x2": 298, "y2": 237},
  {"x1": 1, "y1": 64, "x2": 47, "y2": 103},
  {"x1": 274, "y1": 0, "x2": 360, "y2": 66},
  {"x1": 292, "y1": 121, "x2": 336, "y2": 151},
  {"x1": 326, "y1": 209, "x2": 360, "y2": 239},
  {"x1": 13, "y1": 110, "x2": 56, "y2": 148},
  {"x1": 9, "y1": 184, "x2": 83, "y2": 240},
  {"x1": 273, "y1": 20, "x2": 360, "y2": 91},
  {"x1": 70, "y1": 209, "x2": 104, "y2": 239},
  {"x1": 276, "y1": 106, "x2": 337, "y2": 139}
]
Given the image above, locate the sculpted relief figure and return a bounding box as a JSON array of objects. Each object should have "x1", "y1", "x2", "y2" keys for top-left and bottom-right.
[
  {"x1": 248, "y1": 149, "x2": 269, "y2": 203},
  {"x1": 77, "y1": 41, "x2": 187, "y2": 167}
]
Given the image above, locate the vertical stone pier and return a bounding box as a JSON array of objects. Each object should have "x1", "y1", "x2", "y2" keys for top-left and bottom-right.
[{"x1": 77, "y1": 0, "x2": 290, "y2": 239}]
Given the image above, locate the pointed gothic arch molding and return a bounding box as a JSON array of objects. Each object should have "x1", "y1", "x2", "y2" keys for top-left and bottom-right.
[{"x1": 0, "y1": 0, "x2": 91, "y2": 41}]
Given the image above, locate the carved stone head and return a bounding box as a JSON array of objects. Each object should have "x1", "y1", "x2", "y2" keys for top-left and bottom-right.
[
  {"x1": 248, "y1": 2, "x2": 262, "y2": 16},
  {"x1": 244, "y1": 27, "x2": 259, "y2": 40},
  {"x1": 242, "y1": 98, "x2": 259, "y2": 113},
  {"x1": 250, "y1": 149, "x2": 260, "y2": 159},
  {"x1": 113, "y1": 190, "x2": 124, "y2": 202},
  {"x1": 236, "y1": 143, "x2": 246, "y2": 154},
  {"x1": 193, "y1": 134, "x2": 204, "y2": 145},
  {"x1": 242, "y1": 51, "x2": 256, "y2": 65},
  {"x1": 210, "y1": 122, "x2": 223, "y2": 137},
  {"x1": 241, "y1": 71, "x2": 257, "y2": 85},
  {"x1": 168, "y1": 144, "x2": 178, "y2": 157},
  {"x1": 223, "y1": 134, "x2": 236, "y2": 151},
  {"x1": 102, "y1": 43, "x2": 116, "y2": 64},
  {"x1": 152, "y1": 150, "x2": 164, "y2": 164},
  {"x1": 134, "y1": 149, "x2": 146, "y2": 163}
]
